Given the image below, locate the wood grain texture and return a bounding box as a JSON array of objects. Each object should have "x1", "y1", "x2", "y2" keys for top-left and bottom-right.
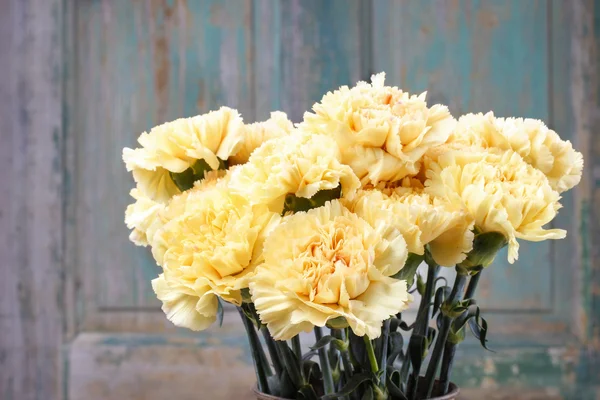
[
  {"x1": 253, "y1": 0, "x2": 369, "y2": 121},
  {"x1": 0, "y1": 0, "x2": 66, "y2": 399},
  {"x1": 373, "y1": 0, "x2": 553, "y2": 314},
  {"x1": 68, "y1": 331, "x2": 255, "y2": 400},
  {"x1": 71, "y1": 0, "x2": 255, "y2": 327}
]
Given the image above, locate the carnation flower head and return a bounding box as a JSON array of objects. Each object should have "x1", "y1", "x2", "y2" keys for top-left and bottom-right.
[
  {"x1": 229, "y1": 131, "x2": 360, "y2": 213},
  {"x1": 124, "y1": 188, "x2": 165, "y2": 247},
  {"x1": 425, "y1": 149, "x2": 565, "y2": 263},
  {"x1": 345, "y1": 187, "x2": 474, "y2": 266},
  {"x1": 298, "y1": 72, "x2": 456, "y2": 185},
  {"x1": 122, "y1": 107, "x2": 244, "y2": 203},
  {"x1": 449, "y1": 112, "x2": 583, "y2": 193},
  {"x1": 250, "y1": 200, "x2": 413, "y2": 340},
  {"x1": 151, "y1": 185, "x2": 280, "y2": 331},
  {"x1": 230, "y1": 111, "x2": 294, "y2": 164}
]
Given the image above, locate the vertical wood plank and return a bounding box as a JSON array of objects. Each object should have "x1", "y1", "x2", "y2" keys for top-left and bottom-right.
[
  {"x1": 568, "y1": 0, "x2": 600, "y2": 389},
  {"x1": 373, "y1": 0, "x2": 552, "y2": 312},
  {"x1": 0, "y1": 0, "x2": 65, "y2": 399},
  {"x1": 253, "y1": 0, "x2": 370, "y2": 121},
  {"x1": 72, "y1": 0, "x2": 255, "y2": 323}
]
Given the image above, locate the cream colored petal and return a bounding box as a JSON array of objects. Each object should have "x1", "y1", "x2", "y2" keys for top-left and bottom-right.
[{"x1": 152, "y1": 274, "x2": 217, "y2": 331}]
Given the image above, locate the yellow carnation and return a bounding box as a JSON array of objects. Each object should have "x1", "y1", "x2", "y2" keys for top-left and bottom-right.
[
  {"x1": 298, "y1": 72, "x2": 456, "y2": 185},
  {"x1": 124, "y1": 188, "x2": 165, "y2": 246},
  {"x1": 122, "y1": 107, "x2": 244, "y2": 203},
  {"x1": 151, "y1": 185, "x2": 280, "y2": 331},
  {"x1": 346, "y1": 188, "x2": 474, "y2": 266},
  {"x1": 425, "y1": 149, "x2": 565, "y2": 263},
  {"x1": 230, "y1": 111, "x2": 294, "y2": 164},
  {"x1": 229, "y1": 131, "x2": 360, "y2": 213},
  {"x1": 250, "y1": 200, "x2": 413, "y2": 340},
  {"x1": 450, "y1": 112, "x2": 583, "y2": 193}
]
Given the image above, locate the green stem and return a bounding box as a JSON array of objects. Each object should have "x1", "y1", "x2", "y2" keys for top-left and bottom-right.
[
  {"x1": 276, "y1": 340, "x2": 304, "y2": 388},
  {"x1": 408, "y1": 263, "x2": 438, "y2": 400},
  {"x1": 315, "y1": 326, "x2": 335, "y2": 395},
  {"x1": 333, "y1": 329, "x2": 355, "y2": 400},
  {"x1": 346, "y1": 328, "x2": 361, "y2": 371},
  {"x1": 422, "y1": 272, "x2": 468, "y2": 399},
  {"x1": 291, "y1": 335, "x2": 302, "y2": 373},
  {"x1": 438, "y1": 342, "x2": 457, "y2": 395},
  {"x1": 363, "y1": 336, "x2": 379, "y2": 374},
  {"x1": 439, "y1": 269, "x2": 483, "y2": 394},
  {"x1": 380, "y1": 320, "x2": 391, "y2": 387},
  {"x1": 238, "y1": 307, "x2": 270, "y2": 394},
  {"x1": 261, "y1": 327, "x2": 283, "y2": 376},
  {"x1": 465, "y1": 269, "x2": 482, "y2": 299}
]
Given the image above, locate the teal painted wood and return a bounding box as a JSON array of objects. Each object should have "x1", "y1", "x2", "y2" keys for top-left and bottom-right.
[
  {"x1": 254, "y1": 0, "x2": 369, "y2": 121},
  {"x1": 373, "y1": 0, "x2": 553, "y2": 314},
  {"x1": 73, "y1": 0, "x2": 255, "y2": 313}
]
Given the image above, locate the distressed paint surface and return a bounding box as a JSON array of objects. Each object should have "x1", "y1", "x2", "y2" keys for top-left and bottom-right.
[
  {"x1": 73, "y1": 0, "x2": 255, "y2": 317},
  {"x1": 373, "y1": 0, "x2": 552, "y2": 313},
  {"x1": 2, "y1": 0, "x2": 599, "y2": 399},
  {"x1": 0, "y1": 0, "x2": 66, "y2": 399}
]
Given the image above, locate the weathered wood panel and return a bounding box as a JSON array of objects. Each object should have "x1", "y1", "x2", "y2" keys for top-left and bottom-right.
[
  {"x1": 72, "y1": 0, "x2": 255, "y2": 326},
  {"x1": 373, "y1": 0, "x2": 552, "y2": 313},
  {"x1": 253, "y1": 0, "x2": 370, "y2": 121},
  {"x1": 0, "y1": 0, "x2": 66, "y2": 399}
]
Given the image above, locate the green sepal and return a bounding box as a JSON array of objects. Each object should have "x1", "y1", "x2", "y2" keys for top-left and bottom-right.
[
  {"x1": 216, "y1": 298, "x2": 224, "y2": 327},
  {"x1": 326, "y1": 316, "x2": 349, "y2": 330},
  {"x1": 321, "y1": 372, "x2": 373, "y2": 400},
  {"x1": 460, "y1": 231, "x2": 507, "y2": 269},
  {"x1": 283, "y1": 185, "x2": 342, "y2": 214},
  {"x1": 391, "y1": 253, "x2": 424, "y2": 288},
  {"x1": 169, "y1": 158, "x2": 228, "y2": 192}
]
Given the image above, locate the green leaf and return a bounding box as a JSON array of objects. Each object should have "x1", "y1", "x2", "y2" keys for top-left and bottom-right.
[
  {"x1": 408, "y1": 334, "x2": 426, "y2": 373},
  {"x1": 349, "y1": 331, "x2": 368, "y2": 370},
  {"x1": 296, "y1": 385, "x2": 319, "y2": 400},
  {"x1": 361, "y1": 386, "x2": 374, "y2": 400},
  {"x1": 321, "y1": 372, "x2": 373, "y2": 400},
  {"x1": 387, "y1": 369, "x2": 409, "y2": 400},
  {"x1": 279, "y1": 370, "x2": 296, "y2": 399},
  {"x1": 416, "y1": 273, "x2": 426, "y2": 296},
  {"x1": 433, "y1": 286, "x2": 450, "y2": 317},
  {"x1": 425, "y1": 328, "x2": 437, "y2": 352},
  {"x1": 391, "y1": 253, "x2": 424, "y2": 288},
  {"x1": 301, "y1": 360, "x2": 321, "y2": 384},
  {"x1": 310, "y1": 335, "x2": 347, "y2": 352},
  {"x1": 387, "y1": 332, "x2": 404, "y2": 366},
  {"x1": 310, "y1": 335, "x2": 335, "y2": 350}
]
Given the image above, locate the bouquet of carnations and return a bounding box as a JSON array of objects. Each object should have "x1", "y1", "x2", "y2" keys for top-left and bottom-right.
[{"x1": 122, "y1": 73, "x2": 583, "y2": 400}]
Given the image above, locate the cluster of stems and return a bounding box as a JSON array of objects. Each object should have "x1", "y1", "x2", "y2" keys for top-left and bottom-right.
[
  {"x1": 406, "y1": 264, "x2": 482, "y2": 399},
  {"x1": 239, "y1": 264, "x2": 482, "y2": 400}
]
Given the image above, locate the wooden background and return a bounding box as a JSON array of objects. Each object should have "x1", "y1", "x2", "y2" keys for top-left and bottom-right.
[{"x1": 1, "y1": 0, "x2": 599, "y2": 399}]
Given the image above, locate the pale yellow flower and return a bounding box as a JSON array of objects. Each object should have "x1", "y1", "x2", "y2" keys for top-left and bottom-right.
[
  {"x1": 250, "y1": 200, "x2": 412, "y2": 340},
  {"x1": 229, "y1": 131, "x2": 360, "y2": 213},
  {"x1": 151, "y1": 185, "x2": 280, "y2": 331},
  {"x1": 425, "y1": 149, "x2": 565, "y2": 263},
  {"x1": 124, "y1": 188, "x2": 165, "y2": 246},
  {"x1": 123, "y1": 107, "x2": 244, "y2": 203},
  {"x1": 230, "y1": 111, "x2": 294, "y2": 164},
  {"x1": 450, "y1": 112, "x2": 583, "y2": 193},
  {"x1": 346, "y1": 188, "x2": 474, "y2": 266},
  {"x1": 298, "y1": 73, "x2": 456, "y2": 185}
]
